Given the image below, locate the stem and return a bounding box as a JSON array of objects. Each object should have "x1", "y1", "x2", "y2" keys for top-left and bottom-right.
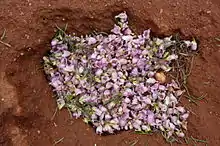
[{"x1": 0, "y1": 40, "x2": 11, "y2": 47}]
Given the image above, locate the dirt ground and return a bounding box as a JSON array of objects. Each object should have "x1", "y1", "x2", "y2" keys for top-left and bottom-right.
[{"x1": 1, "y1": 0, "x2": 220, "y2": 146}]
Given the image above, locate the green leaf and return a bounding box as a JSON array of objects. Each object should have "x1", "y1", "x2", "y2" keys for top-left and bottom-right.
[
  {"x1": 191, "y1": 136, "x2": 208, "y2": 143},
  {"x1": 163, "y1": 52, "x2": 170, "y2": 58},
  {"x1": 66, "y1": 94, "x2": 74, "y2": 101},
  {"x1": 135, "y1": 130, "x2": 152, "y2": 135},
  {"x1": 83, "y1": 117, "x2": 91, "y2": 124}
]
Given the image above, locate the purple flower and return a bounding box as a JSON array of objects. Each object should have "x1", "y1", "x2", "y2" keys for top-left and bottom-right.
[
  {"x1": 125, "y1": 82, "x2": 132, "y2": 88},
  {"x1": 132, "y1": 57, "x2": 139, "y2": 64},
  {"x1": 123, "y1": 88, "x2": 134, "y2": 97},
  {"x1": 113, "y1": 84, "x2": 120, "y2": 91},
  {"x1": 75, "y1": 88, "x2": 82, "y2": 95},
  {"x1": 111, "y1": 72, "x2": 118, "y2": 82},
  {"x1": 124, "y1": 97, "x2": 131, "y2": 103},
  {"x1": 169, "y1": 122, "x2": 176, "y2": 130},
  {"x1": 51, "y1": 39, "x2": 58, "y2": 46},
  {"x1": 72, "y1": 111, "x2": 82, "y2": 118},
  {"x1": 72, "y1": 77, "x2": 79, "y2": 85},
  {"x1": 131, "y1": 68, "x2": 139, "y2": 76},
  {"x1": 50, "y1": 79, "x2": 62, "y2": 90},
  {"x1": 63, "y1": 65, "x2": 75, "y2": 72},
  {"x1": 110, "y1": 58, "x2": 118, "y2": 66},
  {"x1": 101, "y1": 75, "x2": 110, "y2": 83},
  {"x1": 131, "y1": 98, "x2": 138, "y2": 105},
  {"x1": 119, "y1": 58, "x2": 128, "y2": 65},
  {"x1": 43, "y1": 12, "x2": 194, "y2": 139},
  {"x1": 146, "y1": 110, "x2": 155, "y2": 125},
  {"x1": 104, "y1": 90, "x2": 111, "y2": 96},
  {"x1": 62, "y1": 50, "x2": 71, "y2": 57},
  {"x1": 132, "y1": 120, "x2": 142, "y2": 130},
  {"x1": 124, "y1": 28, "x2": 132, "y2": 35},
  {"x1": 95, "y1": 69, "x2": 103, "y2": 76},
  {"x1": 158, "y1": 85, "x2": 166, "y2": 91},
  {"x1": 93, "y1": 107, "x2": 103, "y2": 116},
  {"x1": 105, "y1": 114, "x2": 112, "y2": 120},
  {"x1": 87, "y1": 37, "x2": 97, "y2": 45},
  {"x1": 158, "y1": 103, "x2": 167, "y2": 112},
  {"x1": 106, "y1": 82, "x2": 113, "y2": 89},
  {"x1": 90, "y1": 52, "x2": 97, "y2": 59},
  {"x1": 136, "y1": 83, "x2": 148, "y2": 94},
  {"x1": 111, "y1": 25, "x2": 121, "y2": 34},
  {"x1": 141, "y1": 96, "x2": 151, "y2": 104},
  {"x1": 176, "y1": 106, "x2": 185, "y2": 113},
  {"x1": 181, "y1": 112, "x2": 189, "y2": 120},
  {"x1": 119, "y1": 118, "x2": 127, "y2": 127},
  {"x1": 143, "y1": 29, "x2": 150, "y2": 39}
]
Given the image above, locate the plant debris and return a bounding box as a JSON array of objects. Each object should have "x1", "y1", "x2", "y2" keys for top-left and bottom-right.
[
  {"x1": 53, "y1": 137, "x2": 64, "y2": 146},
  {"x1": 43, "y1": 12, "x2": 198, "y2": 140}
]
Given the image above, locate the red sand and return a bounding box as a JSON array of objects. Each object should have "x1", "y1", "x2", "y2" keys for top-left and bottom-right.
[{"x1": 1, "y1": 0, "x2": 220, "y2": 146}]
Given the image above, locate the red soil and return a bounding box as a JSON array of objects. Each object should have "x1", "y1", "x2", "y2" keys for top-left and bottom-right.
[{"x1": 1, "y1": 0, "x2": 220, "y2": 146}]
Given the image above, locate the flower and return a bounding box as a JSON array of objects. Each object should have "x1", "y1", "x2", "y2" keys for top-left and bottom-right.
[
  {"x1": 96, "y1": 125, "x2": 103, "y2": 134},
  {"x1": 95, "y1": 69, "x2": 103, "y2": 76},
  {"x1": 111, "y1": 25, "x2": 121, "y2": 34},
  {"x1": 115, "y1": 12, "x2": 128, "y2": 23},
  {"x1": 146, "y1": 110, "x2": 155, "y2": 125},
  {"x1": 123, "y1": 88, "x2": 134, "y2": 97},
  {"x1": 51, "y1": 39, "x2": 59, "y2": 46},
  {"x1": 87, "y1": 37, "x2": 97, "y2": 45},
  {"x1": 43, "y1": 12, "x2": 195, "y2": 140},
  {"x1": 143, "y1": 29, "x2": 150, "y2": 39},
  {"x1": 62, "y1": 50, "x2": 71, "y2": 57},
  {"x1": 191, "y1": 40, "x2": 197, "y2": 50}
]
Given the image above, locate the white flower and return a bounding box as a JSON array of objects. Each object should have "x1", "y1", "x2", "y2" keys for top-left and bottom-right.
[
  {"x1": 78, "y1": 66, "x2": 84, "y2": 73},
  {"x1": 87, "y1": 37, "x2": 97, "y2": 45},
  {"x1": 191, "y1": 40, "x2": 197, "y2": 50},
  {"x1": 95, "y1": 69, "x2": 103, "y2": 76},
  {"x1": 146, "y1": 78, "x2": 156, "y2": 84},
  {"x1": 96, "y1": 125, "x2": 103, "y2": 134}
]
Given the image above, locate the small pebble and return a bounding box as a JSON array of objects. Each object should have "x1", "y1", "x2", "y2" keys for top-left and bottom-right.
[
  {"x1": 155, "y1": 72, "x2": 166, "y2": 84},
  {"x1": 37, "y1": 130, "x2": 40, "y2": 134}
]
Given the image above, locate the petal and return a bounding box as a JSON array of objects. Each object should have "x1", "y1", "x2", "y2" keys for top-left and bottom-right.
[
  {"x1": 87, "y1": 37, "x2": 97, "y2": 45},
  {"x1": 62, "y1": 50, "x2": 71, "y2": 57},
  {"x1": 96, "y1": 125, "x2": 103, "y2": 134},
  {"x1": 191, "y1": 41, "x2": 197, "y2": 50}
]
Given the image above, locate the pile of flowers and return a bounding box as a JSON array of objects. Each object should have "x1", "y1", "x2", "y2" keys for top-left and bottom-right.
[{"x1": 43, "y1": 12, "x2": 197, "y2": 139}]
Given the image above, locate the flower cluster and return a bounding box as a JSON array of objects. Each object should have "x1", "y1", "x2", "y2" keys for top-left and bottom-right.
[{"x1": 43, "y1": 12, "x2": 197, "y2": 139}]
